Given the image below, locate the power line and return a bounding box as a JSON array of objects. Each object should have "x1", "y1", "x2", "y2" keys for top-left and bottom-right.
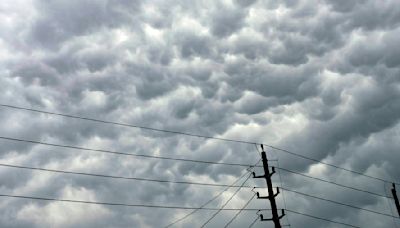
[
  {"x1": 6, "y1": 189, "x2": 360, "y2": 228},
  {"x1": 277, "y1": 167, "x2": 390, "y2": 199},
  {"x1": 3, "y1": 104, "x2": 393, "y2": 226},
  {"x1": 222, "y1": 154, "x2": 262, "y2": 228},
  {"x1": 0, "y1": 136, "x2": 265, "y2": 167},
  {"x1": 0, "y1": 104, "x2": 256, "y2": 144},
  {"x1": 0, "y1": 139, "x2": 394, "y2": 220},
  {"x1": 276, "y1": 160, "x2": 291, "y2": 226},
  {"x1": 0, "y1": 163, "x2": 260, "y2": 189},
  {"x1": 0, "y1": 193, "x2": 267, "y2": 211},
  {"x1": 164, "y1": 160, "x2": 261, "y2": 227},
  {"x1": 285, "y1": 209, "x2": 361, "y2": 228},
  {"x1": 223, "y1": 193, "x2": 256, "y2": 227},
  {"x1": 0, "y1": 103, "x2": 396, "y2": 185},
  {"x1": 0, "y1": 135, "x2": 389, "y2": 199},
  {"x1": 267, "y1": 145, "x2": 394, "y2": 184},
  {"x1": 282, "y1": 187, "x2": 399, "y2": 219},
  {"x1": 248, "y1": 214, "x2": 259, "y2": 228},
  {"x1": 164, "y1": 173, "x2": 248, "y2": 227},
  {"x1": 200, "y1": 174, "x2": 253, "y2": 227}
]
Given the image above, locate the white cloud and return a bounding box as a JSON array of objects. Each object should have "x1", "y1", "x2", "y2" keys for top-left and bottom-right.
[
  {"x1": 17, "y1": 186, "x2": 111, "y2": 227},
  {"x1": 1, "y1": 0, "x2": 400, "y2": 227}
]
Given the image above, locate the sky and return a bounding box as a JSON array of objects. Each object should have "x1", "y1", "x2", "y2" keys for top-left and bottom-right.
[{"x1": 0, "y1": 0, "x2": 400, "y2": 227}]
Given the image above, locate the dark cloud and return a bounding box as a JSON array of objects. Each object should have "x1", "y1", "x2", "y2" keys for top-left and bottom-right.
[
  {"x1": 29, "y1": 0, "x2": 142, "y2": 49},
  {"x1": 234, "y1": 0, "x2": 257, "y2": 8},
  {"x1": 1, "y1": 0, "x2": 400, "y2": 227},
  {"x1": 175, "y1": 31, "x2": 213, "y2": 59},
  {"x1": 209, "y1": 5, "x2": 247, "y2": 38}
]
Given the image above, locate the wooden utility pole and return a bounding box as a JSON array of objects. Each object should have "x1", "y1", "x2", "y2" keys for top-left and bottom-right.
[
  {"x1": 253, "y1": 144, "x2": 284, "y2": 228},
  {"x1": 391, "y1": 183, "x2": 400, "y2": 217}
]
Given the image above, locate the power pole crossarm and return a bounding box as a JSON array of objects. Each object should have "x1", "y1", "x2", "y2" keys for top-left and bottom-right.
[
  {"x1": 260, "y1": 209, "x2": 285, "y2": 221},
  {"x1": 256, "y1": 188, "x2": 280, "y2": 199},
  {"x1": 253, "y1": 167, "x2": 276, "y2": 178},
  {"x1": 391, "y1": 183, "x2": 400, "y2": 217},
  {"x1": 253, "y1": 173, "x2": 266, "y2": 178}
]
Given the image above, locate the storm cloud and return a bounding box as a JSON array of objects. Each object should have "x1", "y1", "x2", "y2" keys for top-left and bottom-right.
[{"x1": 0, "y1": 0, "x2": 400, "y2": 227}]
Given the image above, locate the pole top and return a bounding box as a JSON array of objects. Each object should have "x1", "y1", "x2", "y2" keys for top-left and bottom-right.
[{"x1": 261, "y1": 151, "x2": 267, "y2": 160}]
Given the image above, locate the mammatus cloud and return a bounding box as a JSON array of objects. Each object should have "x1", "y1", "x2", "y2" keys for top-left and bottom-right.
[{"x1": 0, "y1": 0, "x2": 400, "y2": 227}]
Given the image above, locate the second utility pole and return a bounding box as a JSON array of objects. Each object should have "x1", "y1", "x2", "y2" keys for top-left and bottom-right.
[
  {"x1": 253, "y1": 144, "x2": 284, "y2": 228},
  {"x1": 391, "y1": 183, "x2": 400, "y2": 217}
]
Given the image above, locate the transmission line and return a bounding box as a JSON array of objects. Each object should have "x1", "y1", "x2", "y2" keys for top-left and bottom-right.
[
  {"x1": 285, "y1": 209, "x2": 361, "y2": 228},
  {"x1": 200, "y1": 173, "x2": 253, "y2": 227},
  {"x1": 277, "y1": 167, "x2": 390, "y2": 199},
  {"x1": 3, "y1": 104, "x2": 394, "y2": 227},
  {"x1": 0, "y1": 163, "x2": 260, "y2": 189},
  {"x1": 248, "y1": 214, "x2": 259, "y2": 228},
  {"x1": 1, "y1": 192, "x2": 367, "y2": 227},
  {"x1": 282, "y1": 187, "x2": 399, "y2": 219},
  {"x1": 164, "y1": 160, "x2": 261, "y2": 227},
  {"x1": 223, "y1": 193, "x2": 256, "y2": 227},
  {"x1": 0, "y1": 136, "x2": 266, "y2": 167},
  {"x1": 276, "y1": 160, "x2": 291, "y2": 227},
  {"x1": 0, "y1": 138, "x2": 394, "y2": 214},
  {"x1": 0, "y1": 103, "x2": 396, "y2": 185},
  {"x1": 268, "y1": 145, "x2": 394, "y2": 184},
  {"x1": 0, "y1": 193, "x2": 266, "y2": 211},
  {"x1": 0, "y1": 104, "x2": 256, "y2": 144},
  {"x1": 164, "y1": 173, "x2": 248, "y2": 227}
]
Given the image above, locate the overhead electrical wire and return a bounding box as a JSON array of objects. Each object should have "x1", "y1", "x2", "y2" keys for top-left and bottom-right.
[
  {"x1": 164, "y1": 173, "x2": 248, "y2": 227},
  {"x1": 282, "y1": 187, "x2": 399, "y2": 219},
  {"x1": 164, "y1": 159, "x2": 261, "y2": 227},
  {"x1": 2, "y1": 104, "x2": 396, "y2": 227},
  {"x1": 0, "y1": 136, "x2": 266, "y2": 167},
  {"x1": 248, "y1": 209, "x2": 360, "y2": 228},
  {"x1": 276, "y1": 167, "x2": 390, "y2": 199},
  {"x1": 200, "y1": 174, "x2": 253, "y2": 228},
  {"x1": 0, "y1": 136, "x2": 389, "y2": 200},
  {"x1": 285, "y1": 209, "x2": 361, "y2": 228},
  {"x1": 223, "y1": 193, "x2": 256, "y2": 228},
  {"x1": 254, "y1": 144, "x2": 389, "y2": 200},
  {"x1": 0, "y1": 104, "x2": 258, "y2": 144},
  {"x1": 276, "y1": 160, "x2": 291, "y2": 226},
  {"x1": 0, "y1": 192, "x2": 368, "y2": 227},
  {"x1": 268, "y1": 145, "x2": 393, "y2": 184},
  {"x1": 0, "y1": 163, "x2": 260, "y2": 189},
  {"x1": 0, "y1": 136, "x2": 389, "y2": 199},
  {"x1": 248, "y1": 214, "x2": 260, "y2": 228},
  {"x1": 4, "y1": 137, "x2": 380, "y2": 225},
  {"x1": 0, "y1": 193, "x2": 267, "y2": 211},
  {"x1": 0, "y1": 104, "x2": 396, "y2": 185},
  {"x1": 223, "y1": 158, "x2": 262, "y2": 228}
]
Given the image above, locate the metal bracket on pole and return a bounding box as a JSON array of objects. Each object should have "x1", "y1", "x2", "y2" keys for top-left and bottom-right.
[
  {"x1": 256, "y1": 187, "x2": 280, "y2": 199},
  {"x1": 260, "y1": 210, "x2": 285, "y2": 221}
]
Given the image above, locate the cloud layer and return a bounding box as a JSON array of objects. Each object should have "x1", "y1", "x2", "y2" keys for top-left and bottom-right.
[{"x1": 1, "y1": 0, "x2": 400, "y2": 227}]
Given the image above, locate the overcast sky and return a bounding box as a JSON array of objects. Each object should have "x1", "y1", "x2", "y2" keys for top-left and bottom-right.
[{"x1": 1, "y1": 0, "x2": 400, "y2": 227}]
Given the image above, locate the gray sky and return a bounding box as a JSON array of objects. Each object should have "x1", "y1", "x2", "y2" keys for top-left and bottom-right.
[{"x1": 1, "y1": 0, "x2": 400, "y2": 227}]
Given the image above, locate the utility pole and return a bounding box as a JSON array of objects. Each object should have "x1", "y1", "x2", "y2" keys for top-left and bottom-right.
[
  {"x1": 391, "y1": 183, "x2": 400, "y2": 217},
  {"x1": 253, "y1": 144, "x2": 284, "y2": 228}
]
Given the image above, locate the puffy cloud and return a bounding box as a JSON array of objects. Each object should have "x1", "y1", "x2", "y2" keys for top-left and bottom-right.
[{"x1": 1, "y1": 0, "x2": 400, "y2": 227}]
